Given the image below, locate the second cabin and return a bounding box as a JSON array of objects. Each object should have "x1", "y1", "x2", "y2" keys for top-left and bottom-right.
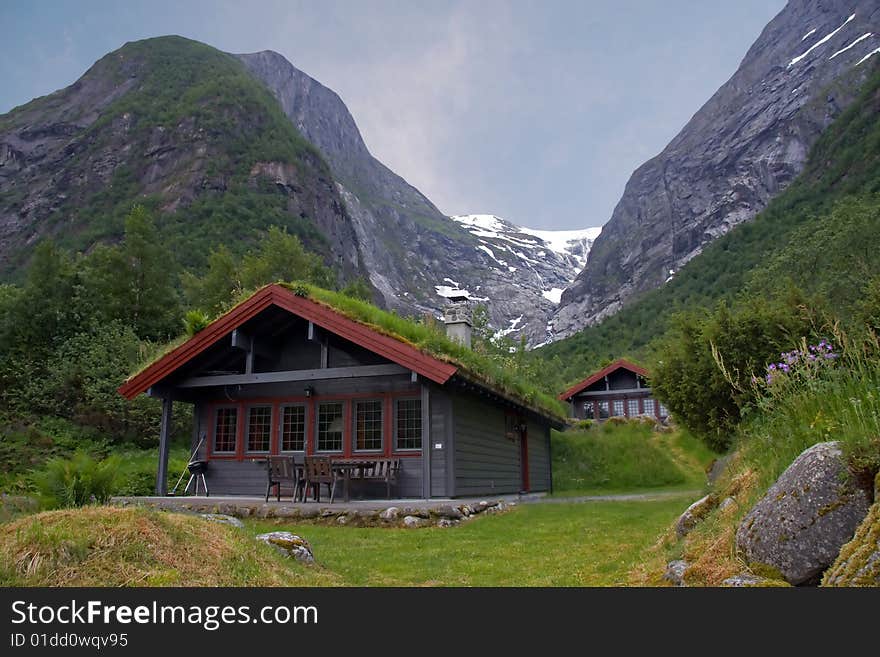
[{"x1": 558, "y1": 358, "x2": 669, "y2": 422}]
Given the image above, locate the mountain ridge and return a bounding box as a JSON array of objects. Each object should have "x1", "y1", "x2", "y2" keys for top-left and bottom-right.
[{"x1": 552, "y1": 0, "x2": 880, "y2": 338}]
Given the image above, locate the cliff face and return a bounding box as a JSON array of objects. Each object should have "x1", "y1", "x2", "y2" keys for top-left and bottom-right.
[
  {"x1": 553, "y1": 0, "x2": 880, "y2": 337},
  {"x1": 237, "y1": 51, "x2": 597, "y2": 343}
]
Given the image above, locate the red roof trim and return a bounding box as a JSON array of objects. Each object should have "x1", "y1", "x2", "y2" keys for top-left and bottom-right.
[
  {"x1": 558, "y1": 358, "x2": 650, "y2": 401},
  {"x1": 118, "y1": 285, "x2": 458, "y2": 399}
]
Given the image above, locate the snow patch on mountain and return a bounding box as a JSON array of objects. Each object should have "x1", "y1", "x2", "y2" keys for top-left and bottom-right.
[
  {"x1": 451, "y1": 215, "x2": 601, "y2": 276},
  {"x1": 446, "y1": 213, "x2": 601, "y2": 345}
]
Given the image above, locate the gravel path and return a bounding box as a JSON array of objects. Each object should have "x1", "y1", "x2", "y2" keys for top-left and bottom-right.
[{"x1": 523, "y1": 490, "x2": 701, "y2": 504}]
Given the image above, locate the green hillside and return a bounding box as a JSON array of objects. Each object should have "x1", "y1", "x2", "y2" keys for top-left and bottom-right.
[
  {"x1": 536, "y1": 60, "x2": 880, "y2": 392},
  {"x1": 0, "y1": 36, "x2": 341, "y2": 277}
]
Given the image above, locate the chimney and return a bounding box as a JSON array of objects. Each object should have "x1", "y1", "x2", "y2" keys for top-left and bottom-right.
[{"x1": 443, "y1": 294, "x2": 472, "y2": 348}]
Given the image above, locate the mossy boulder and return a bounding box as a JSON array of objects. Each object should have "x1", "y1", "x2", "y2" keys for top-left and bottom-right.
[
  {"x1": 255, "y1": 531, "x2": 315, "y2": 564},
  {"x1": 675, "y1": 494, "x2": 718, "y2": 538},
  {"x1": 821, "y1": 500, "x2": 880, "y2": 586},
  {"x1": 735, "y1": 442, "x2": 871, "y2": 585}
]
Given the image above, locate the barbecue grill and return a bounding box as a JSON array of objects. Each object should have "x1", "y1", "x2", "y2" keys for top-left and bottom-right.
[{"x1": 183, "y1": 460, "x2": 209, "y2": 496}]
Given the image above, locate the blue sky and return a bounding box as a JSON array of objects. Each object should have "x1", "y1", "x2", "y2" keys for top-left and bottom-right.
[{"x1": 0, "y1": 0, "x2": 785, "y2": 230}]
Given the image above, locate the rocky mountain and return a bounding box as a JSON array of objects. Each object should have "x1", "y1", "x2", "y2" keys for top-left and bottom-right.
[
  {"x1": 448, "y1": 215, "x2": 600, "y2": 344},
  {"x1": 0, "y1": 36, "x2": 592, "y2": 345},
  {"x1": 553, "y1": 0, "x2": 880, "y2": 338},
  {"x1": 0, "y1": 36, "x2": 364, "y2": 280},
  {"x1": 235, "y1": 52, "x2": 597, "y2": 344}
]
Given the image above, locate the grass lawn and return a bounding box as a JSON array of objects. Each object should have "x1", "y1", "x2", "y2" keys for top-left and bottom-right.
[{"x1": 249, "y1": 495, "x2": 693, "y2": 586}]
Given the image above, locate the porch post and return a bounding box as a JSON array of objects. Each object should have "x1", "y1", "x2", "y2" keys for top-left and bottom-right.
[
  {"x1": 421, "y1": 384, "x2": 431, "y2": 500},
  {"x1": 156, "y1": 397, "x2": 173, "y2": 495}
]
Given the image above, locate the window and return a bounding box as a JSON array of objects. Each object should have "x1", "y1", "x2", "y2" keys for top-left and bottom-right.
[
  {"x1": 280, "y1": 405, "x2": 305, "y2": 452},
  {"x1": 627, "y1": 399, "x2": 639, "y2": 417},
  {"x1": 582, "y1": 402, "x2": 595, "y2": 419},
  {"x1": 659, "y1": 403, "x2": 670, "y2": 418},
  {"x1": 598, "y1": 401, "x2": 610, "y2": 419},
  {"x1": 213, "y1": 407, "x2": 238, "y2": 453},
  {"x1": 643, "y1": 398, "x2": 656, "y2": 416},
  {"x1": 354, "y1": 400, "x2": 383, "y2": 451},
  {"x1": 396, "y1": 398, "x2": 422, "y2": 450},
  {"x1": 317, "y1": 402, "x2": 344, "y2": 452},
  {"x1": 612, "y1": 400, "x2": 625, "y2": 416},
  {"x1": 246, "y1": 406, "x2": 272, "y2": 452}
]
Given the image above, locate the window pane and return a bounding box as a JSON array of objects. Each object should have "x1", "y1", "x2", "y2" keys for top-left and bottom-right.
[
  {"x1": 318, "y1": 402, "x2": 344, "y2": 451},
  {"x1": 598, "y1": 401, "x2": 609, "y2": 419},
  {"x1": 613, "y1": 400, "x2": 625, "y2": 416},
  {"x1": 214, "y1": 407, "x2": 238, "y2": 453},
  {"x1": 396, "y1": 399, "x2": 422, "y2": 450},
  {"x1": 583, "y1": 402, "x2": 594, "y2": 419},
  {"x1": 247, "y1": 406, "x2": 272, "y2": 452},
  {"x1": 355, "y1": 400, "x2": 383, "y2": 451},
  {"x1": 659, "y1": 403, "x2": 669, "y2": 417},
  {"x1": 643, "y1": 398, "x2": 655, "y2": 415},
  {"x1": 281, "y1": 405, "x2": 305, "y2": 451},
  {"x1": 627, "y1": 399, "x2": 639, "y2": 417}
]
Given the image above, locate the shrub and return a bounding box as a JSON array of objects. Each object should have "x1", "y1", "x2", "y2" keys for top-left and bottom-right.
[
  {"x1": 32, "y1": 452, "x2": 121, "y2": 508},
  {"x1": 183, "y1": 309, "x2": 210, "y2": 336},
  {"x1": 651, "y1": 293, "x2": 816, "y2": 451}
]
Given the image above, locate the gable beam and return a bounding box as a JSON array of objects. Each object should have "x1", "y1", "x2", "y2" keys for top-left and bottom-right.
[{"x1": 177, "y1": 363, "x2": 409, "y2": 388}]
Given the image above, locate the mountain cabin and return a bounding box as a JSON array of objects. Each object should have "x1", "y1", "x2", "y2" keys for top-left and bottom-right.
[
  {"x1": 558, "y1": 359, "x2": 668, "y2": 421},
  {"x1": 118, "y1": 284, "x2": 564, "y2": 500}
]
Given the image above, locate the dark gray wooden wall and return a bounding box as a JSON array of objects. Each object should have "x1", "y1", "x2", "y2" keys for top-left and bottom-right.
[
  {"x1": 452, "y1": 393, "x2": 521, "y2": 496},
  {"x1": 429, "y1": 389, "x2": 452, "y2": 497},
  {"x1": 526, "y1": 419, "x2": 551, "y2": 492}
]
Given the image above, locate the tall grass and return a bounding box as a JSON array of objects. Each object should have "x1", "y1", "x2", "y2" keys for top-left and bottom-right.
[{"x1": 738, "y1": 331, "x2": 880, "y2": 491}]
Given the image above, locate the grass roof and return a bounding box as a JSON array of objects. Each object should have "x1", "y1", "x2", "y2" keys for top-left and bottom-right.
[{"x1": 128, "y1": 282, "x2": 567, "y2": 420}]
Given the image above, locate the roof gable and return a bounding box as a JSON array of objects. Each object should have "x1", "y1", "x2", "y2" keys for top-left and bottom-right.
[
  {"x1": 118, "y1": 284, "x2": 458, "y2": 399},
  {"x1": 558, "y1": 358, "x2": 650, "y2": 401}
]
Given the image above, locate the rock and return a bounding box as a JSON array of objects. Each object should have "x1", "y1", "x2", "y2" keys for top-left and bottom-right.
[
  {"x1": 707, "y1": 454, "x2": 734, "y2": 485},
  {"x1": 663, "y1": 560, "x2": 688, "y2": 586},
  {"x1": 822, "y1": 500, "x2": 880, "y2": 586},
  {"x1": 379, "y1": 507, "x2": 399, "y2": 521},
  {"x1": 320, "y1": 509, "x2": 336, "y2": 518},
  {"x1": 736, "y1": 442, "x2": 871, "y2": 586},
  {"x1": 403, "y1": 516, "x2": 424, "y2": 528},
  {"x1": 433, "y1": 505, "x2": 463, "y2": 520},
  {"x1": 401, "y1": 508, "x2": 430, "y2": 519},
  {"x1": 255, "y1": 532, "x2": 315, "y2": 564},
  {"x1": 718, "y1": 497, "x2": 737, "y2": 513},
  {"x1": 197, "y1": 513, "x2": 244, "y2": 528},
  {"x1": 436, "y1": 519, "x2": 459, "y2": 528},
  {"x1": 336, "y1": 514, "x2": 348, "y2": 525},
  {"x1": 459, "y1": 505, "x2": 473, "y2": 517},
  {"x1": 299, "y1": 507, "x2": 320, "y2": 519},
  {"x1": 722, "y1": 573, "x2": 769, "y2": 587},
  {"x1": 675, "y1": 495, "x2": 717, "y2": 538}
]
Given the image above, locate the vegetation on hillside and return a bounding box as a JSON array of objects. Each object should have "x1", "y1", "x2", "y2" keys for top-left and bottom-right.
[
  {"x1": 1, "y1": 36, "x2": 337, "y2": 277},
  {"x1": 633, "y1": 330, "x2": 880, "y2": 586}
]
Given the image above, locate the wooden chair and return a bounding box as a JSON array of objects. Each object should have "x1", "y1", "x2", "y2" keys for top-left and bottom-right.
[
  {"x1": 361, "y1": 458, "x2": 401, "y2": 498},
  {"x1": 302, "y1": 456, "x2": 337, "y2": 503},
  {"x1": 265, "y1": 456, "x2": 297, "y2": 502}
]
